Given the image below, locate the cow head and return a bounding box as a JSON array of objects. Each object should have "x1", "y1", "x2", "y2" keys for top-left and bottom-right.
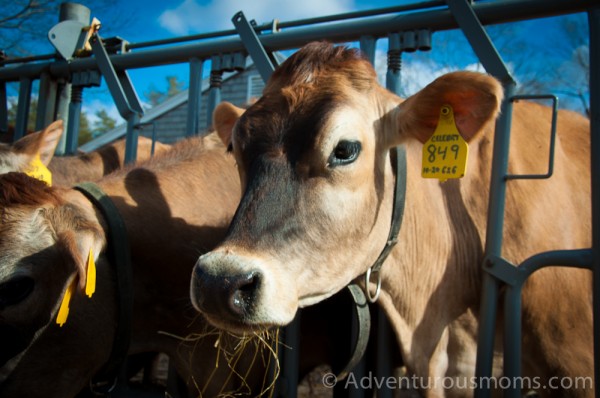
[
  {"x1": 0, "y1": 172, "x2": 104, "y2": 380},
  {"x1": 191, "y1": 42, "x2": 502, "y2": 333}
]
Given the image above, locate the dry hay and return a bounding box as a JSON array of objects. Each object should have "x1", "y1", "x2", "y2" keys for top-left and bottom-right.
[{"x1": 159, "y1": 326, "x2": 280, "y2": 398}]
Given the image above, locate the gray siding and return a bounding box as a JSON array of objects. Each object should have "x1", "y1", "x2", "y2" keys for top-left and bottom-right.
[{"x1": 139, "y1": 68, "x2": 263, "y2": 144}]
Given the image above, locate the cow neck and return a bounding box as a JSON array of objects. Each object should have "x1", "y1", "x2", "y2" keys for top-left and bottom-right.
[
  {"x1": 364, "y1": 145, "x2": 407, "y2": 303},
  {"x1": 335, "y1": 146, "x2": 407, "y2": 380},
  {"x1": 74, "y1": 182, "x2": 133, "y2": 395}
]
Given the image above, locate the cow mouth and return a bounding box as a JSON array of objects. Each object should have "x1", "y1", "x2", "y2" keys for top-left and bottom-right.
[{"x1": 201, "y1": 312, "x2": 279, "y2": 337}]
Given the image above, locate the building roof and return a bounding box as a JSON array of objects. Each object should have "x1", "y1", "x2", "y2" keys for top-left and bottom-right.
[
  {"x1": 79, "y1": 70, "x2": 237, "y2": 152},
  {"x1": 79, "y1": 52, "x2": 288, "y2": 152}
]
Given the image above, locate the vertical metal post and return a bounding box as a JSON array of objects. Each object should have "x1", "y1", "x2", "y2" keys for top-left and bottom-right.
[
  {"x1": 65, "y1": 85, "x2": 83, "y2": 154},
  {"x1": 444, "y1": 1, "x2": 517, "y2": 396},
  {"x1": 186, "y1": 57, "x2": 203, "y2": 136},
  {"x1": 207, "y1": 55, "x2": 222, "y2": 128},
  {"x1": 386, "y1": 33, "x2": 402, "y2": 95},
  {"x1": 54, "y1": 2, "x2": 90, "y2": 155},
  {"x1": 14, "y1": 77, "x2": 32, "y2": 141},
  {"x1": 359, "y1": 36, "x2": 376, "y2": 64},
  {"x1": 55, "y1": 80, "x2": 70, "y2": 154},
  {"x1": 373, "y1": 39, "x2": 405, "y2": 398},
  {"x1": 278, "y1": 314, "x2": 300, "y2": 398},
  {"x1": 35, "y1": 72, "x2": 58, "y2": 130},
  {"x1": 0, "y1": 81, "x2": 7, "y2": 136},
  {"x1": 503, "y1": 283, "x2": 523, "y2": 398},
  {"x1": 125, "y1": 114, "x2": 140, "y2": 163},
  {"x1": 588, "y1": 7, "x2": 600, "y2": 397}
]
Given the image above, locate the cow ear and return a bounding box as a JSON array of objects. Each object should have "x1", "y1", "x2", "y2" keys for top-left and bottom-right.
[
  {"x1": 395, "y1": 71, "x2": 503, "y2": 144},
  {"x1": 57, "y1": 219, "x2": 104, "y2": 292},
  {"x1": 213, "y1": 102, "x2": 245, "y2": 146},
  {"x1": 13, "y1": 120, "x2": 64, "y2": 165}
]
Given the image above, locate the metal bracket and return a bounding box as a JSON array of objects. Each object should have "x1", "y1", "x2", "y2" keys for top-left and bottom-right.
[
  {"x1": 232, "y1": 11, "x2": 278, "y2": 83},
  {"x1": 505, "y1": 94, "x2": 559, "y2": 180},
  {"x1": 90, "y1": 33, "x2": 143, "y2": 119},
  {"x1": 48, "y1": 17, "x2": 101, "y2": 61},
  {"x1": 90, "y1": 33, "x2": 144, "y2": 163},
  {"x1": 482, "y1": 255, "x2": 520, "y2": 286}
]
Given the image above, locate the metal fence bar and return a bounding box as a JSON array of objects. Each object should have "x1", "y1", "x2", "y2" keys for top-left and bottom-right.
[
  {"x1": 35, "y1": 72, "x2": 58, "y2": 131},
  {"x1": 65, "y1": 85, "x2": 83, "y2": 154},
  {"x1": 14, "y1": 78, "x2": 32, "y2": 141},
  {"x1": 206, "y1": 55, "x2": 223, "y2": 129},
  {"x1": 0, "y1": 0, "x2": 594, "y2": 83},
  {"x1": 505, "y1": 95, "x2": 559, "y2": 180},
  {"x1": 502, "y1": 249, "x2": 593, "y2": 398},
  {"x1": 233, "y1": 11, "x2": 276, "y2": 83},
  {"x1": 588, "y1": 6, "x2": 600, "y2": 397},
  {"x1": 0, "y1": 81, "x2": 7, "y2": 135},
  {"x1": 359, "y1": 36, "x2": 377, "y2": 65},
  {"x1": 442, "y1": 1, "x2": 517, "y2": 397},
  {"x1": 186, "y1": 58, "x2": 203, "y2": 137}
]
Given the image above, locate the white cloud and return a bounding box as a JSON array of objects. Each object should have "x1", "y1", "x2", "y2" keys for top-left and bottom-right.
[{"x1": 159, "y1": 0, "x2": 353, "y2": 35}]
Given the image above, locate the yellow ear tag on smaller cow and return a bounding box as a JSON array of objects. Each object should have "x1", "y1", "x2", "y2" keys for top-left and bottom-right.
[
  {"x1": 24, "y1": 154, "x2": 53, "y2": 186},
  {"x1": 85, "y1": 248, "x2": 96, "y2": 298},
  {"x1": 421, "y1": 105, "x2": 469, "y2": 182},
  {"x1": 56, "y1": 278, "x2": 76, "y2": 327}
]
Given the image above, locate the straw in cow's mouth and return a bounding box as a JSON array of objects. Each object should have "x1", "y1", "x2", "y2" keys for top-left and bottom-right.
[{"x1": 158, "y1": 327, "x2": 281, "y2": 397}]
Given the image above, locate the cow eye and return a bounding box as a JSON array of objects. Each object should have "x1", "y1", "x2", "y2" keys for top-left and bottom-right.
[
  {"x1": 0, "y1": 277, "x2": 34, "y2": 309},
  {"x1": 329, "y1": 140, "x2": 361, "y2": 167}
]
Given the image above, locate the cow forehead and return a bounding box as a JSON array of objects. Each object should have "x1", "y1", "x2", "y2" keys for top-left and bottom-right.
[{"x1": 235, "y1": 86, "x2": 372, "y2": 164}]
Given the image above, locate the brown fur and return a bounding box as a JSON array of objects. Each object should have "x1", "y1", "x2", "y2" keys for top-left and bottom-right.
[{"x1": 0, "y1": 120, "x2": 170, "y2": 185}]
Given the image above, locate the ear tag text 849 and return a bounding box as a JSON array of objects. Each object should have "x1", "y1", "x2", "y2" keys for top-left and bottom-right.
[
  {"x1": 25, "y1": 154, "x2": 53, "y2": 186},
  {"x1": 421, "y1": 105, "x2": 469, "y2": 182}
]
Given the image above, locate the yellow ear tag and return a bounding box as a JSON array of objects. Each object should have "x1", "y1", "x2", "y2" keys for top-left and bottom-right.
[
  {"x1": 85, "y1": 248, "x2": 96, "y2": 298},
  {"x1": 56, "y1": 278, "x2": 76, "y2": 327},
  {"x1": 421, "y1": 105, "x2": 469, "y2": 182},
  {"x1": 24, "y1": 154, "x2": 53, "y2": 186}
]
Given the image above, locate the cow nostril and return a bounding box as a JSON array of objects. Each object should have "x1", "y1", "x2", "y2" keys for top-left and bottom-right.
[{"x1": 229, "y1": 272, "x2": 260, "y2": 316}]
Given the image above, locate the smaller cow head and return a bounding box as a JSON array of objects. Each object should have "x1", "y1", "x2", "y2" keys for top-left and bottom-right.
[
  {"x1": 0, "y1": 120, "x2": 63, "y2": 176},
  {"x1": 0, "y1": 172, "x2": 104, "y2": 379},
  {"x1": 191, "y1": 42, "x2": 502, "y2": 333}
]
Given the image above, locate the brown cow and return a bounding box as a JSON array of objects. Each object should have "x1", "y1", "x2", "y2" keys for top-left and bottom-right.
[
  {"x1": 0, "y1": 132, "x2": 274, "y2": 397},
  {"x1": 191, "y1": 42, "x2": 593, "y2": 397},
  {"x1": 0, "y1": 119, "x2": 170, "y2": 185}
]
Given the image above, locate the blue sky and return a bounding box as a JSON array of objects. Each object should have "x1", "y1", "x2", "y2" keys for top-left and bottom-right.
[{"x1": 9, "y1": 0, "x2": 588, "y2": 125}]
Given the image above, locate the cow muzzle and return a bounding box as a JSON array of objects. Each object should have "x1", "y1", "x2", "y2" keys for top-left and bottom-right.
[{"x1": 191, "y1": 250, "x2": 297, "y2": 333}]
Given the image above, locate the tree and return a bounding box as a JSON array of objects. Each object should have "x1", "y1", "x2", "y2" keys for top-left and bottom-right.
[
  {"x1": 384, "y1": 14, "x2": 590, "y2": 116},
  {"x1": 144, "y1": 76, "x2": 186, "y2": 107},
  {"x1": 0, "y1": 1, "x2": 134, "y2": 57},
  {"x1": 7, "y1": 97, "x2": 93, "y2": 146},
  {"x1": 92, "y1": 108, "x2": 117, "y2": 137}
]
